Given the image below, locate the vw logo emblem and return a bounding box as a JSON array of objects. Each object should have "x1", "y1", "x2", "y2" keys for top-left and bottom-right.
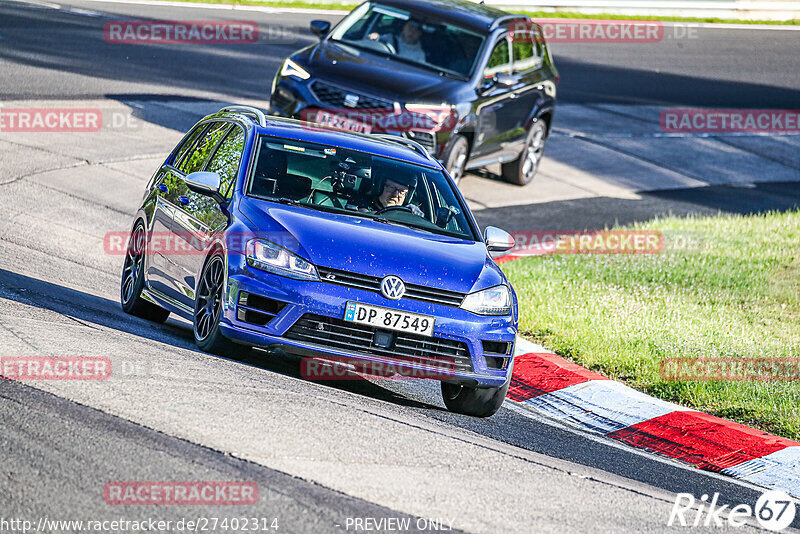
[{"x1": 380, "y1": 276, "x2": 405, "y2": 300}]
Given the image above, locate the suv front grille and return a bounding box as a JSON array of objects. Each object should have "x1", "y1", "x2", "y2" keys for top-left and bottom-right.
[
  {"x1": 285, "y1": 314, "x2": 473, "y2": 373},
  {"x1": 316, "y1": 267, "x2": 466, "y2": 307},
  {"x1": 310, "y1": 81, "x2": 395, "y2": 111}
]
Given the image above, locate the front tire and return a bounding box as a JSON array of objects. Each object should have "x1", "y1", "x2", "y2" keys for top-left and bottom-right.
[
  {"x1": 194, "y1": 253, "x2": 241, "y2": 355},
  {"x1": 441, "y1": 367, "x2": 512, "y2": 418},
  {"x1": 501, "y1": 119, "x2": 547, "y2": 186},
  {"x1": 442, "y1": 134, "x2": 469, "y2": 185},
  {"x1": 120, "y1": 221, "x2": 170, "y2": 323}
]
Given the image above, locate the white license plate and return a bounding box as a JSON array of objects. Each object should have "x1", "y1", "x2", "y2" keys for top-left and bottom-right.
[
  {"x1": 312, "y1": 110, "x2": 372, "y2": 134},
  {"x1": 344, "y1": 302, "x2": 435, "y2": 337}
]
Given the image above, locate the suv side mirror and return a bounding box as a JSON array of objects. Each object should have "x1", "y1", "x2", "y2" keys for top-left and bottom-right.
[
  {"x1": 480, "y1": 73, "x2": 516, "y2": 94},
  {"x1": 185, "y1": 171, "x2": 224, "y2": 203},
  {"x1": 484, "y1": 226, "x2": 515, "y2": 252},
  {"x1": 310, "y1": 20, "x2": 331, "y2": 38},
  {"x1": 494, "y1": 73, "x2": 516, "y2": 88}
]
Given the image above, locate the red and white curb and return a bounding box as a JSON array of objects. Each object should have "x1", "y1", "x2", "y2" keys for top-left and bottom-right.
[{"x1": 509, "y1": 337, "x2": 800, "y2": 498}]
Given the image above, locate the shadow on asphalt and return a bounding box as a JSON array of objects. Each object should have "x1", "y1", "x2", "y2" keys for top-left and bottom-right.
[
  {"x1": 473, "y1": 181, "x2": 800, "y2": 231},
  {"x1": 0, "y1": 268, "x2": 439, "y2": 412}
]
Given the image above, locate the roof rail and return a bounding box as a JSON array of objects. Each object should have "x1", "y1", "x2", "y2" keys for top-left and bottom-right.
[
  {"x1": 489, "y1": 14, "x2": 530, "y2": 31},
  {"x1": 373, "y1": 134, "x2": 434, "y2": 161},
  {"x1": 219, "y1": 105, "x2": 267, "y2": 127}
]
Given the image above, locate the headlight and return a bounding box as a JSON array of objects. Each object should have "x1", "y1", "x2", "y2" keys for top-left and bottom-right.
[
  {"x1": 281, "y1": 59, "x2": 311, "y2": 81},
  {"x1": 246, "y1": 239, "x2": 318, "y2": 281},
  {"x1": 460, "y1": 285, "x2": 511, "y2": 316}
]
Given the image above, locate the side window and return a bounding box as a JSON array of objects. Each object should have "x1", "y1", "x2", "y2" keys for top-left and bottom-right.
[
  {"x1": 511, "y1": 31, "x2": 543, "y2": 73},
  {"x1": 484, "y1": 36, "x2": 511, "y2": 78},
  {"x1": 206, "y1": 126, "x2": 245, "y2": 199},
  {"x1": 172, "y1": 124, "x2": 209, "y2": 169},
  {"x1": 179, "y1": 122, "x2": 231, "y2": 175}
]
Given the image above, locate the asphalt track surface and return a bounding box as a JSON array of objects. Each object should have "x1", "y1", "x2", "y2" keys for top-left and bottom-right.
[{"x1": 1, "y1": 0, "x2": 799, "y2": 532}]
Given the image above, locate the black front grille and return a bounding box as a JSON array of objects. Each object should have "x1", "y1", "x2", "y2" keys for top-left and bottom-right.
[
  {"x1": 285, "y1": 314, "x2": 473, "y2": 373},
  {"x1": 311, "y1": 81, "x2": 395, "y2": 111},
  {"x1": 403, "y1": 131, "x2": 436, "y2": 153},
  {"x1": 316, "y1": 267, "x2": 466, "y2": 307}
]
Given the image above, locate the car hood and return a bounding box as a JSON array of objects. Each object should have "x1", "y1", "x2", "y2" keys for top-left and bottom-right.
[
  {"x1": 295, "y1": 41, "x2": 465, "y2": 103},
  {"x1": 238, "y1": 201, "x2": 504, "y2": 295}
]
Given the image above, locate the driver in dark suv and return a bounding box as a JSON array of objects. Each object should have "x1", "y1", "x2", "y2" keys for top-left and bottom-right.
[
  {"x1": 368, "y1": 18, "x2": 427, "y2": 63},
  {"x1": 270, "y1": 0, "x2": 558, "y2": 187}
]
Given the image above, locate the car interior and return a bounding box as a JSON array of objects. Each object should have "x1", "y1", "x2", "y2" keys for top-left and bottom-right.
[
  {"x1": 247, "y1": 137, "x2": 473, "y2": 238},
  {"x1": 335, "y1": 5, "x2": 484, "y2": 78}
]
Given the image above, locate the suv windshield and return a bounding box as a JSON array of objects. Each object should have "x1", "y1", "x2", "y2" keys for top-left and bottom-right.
[
  {"x1": 247, "y1": 135, "x2": 476, "y2": 240},
  {"x1": 329, "y1": 2, "x2": 485, "y2": 79}
]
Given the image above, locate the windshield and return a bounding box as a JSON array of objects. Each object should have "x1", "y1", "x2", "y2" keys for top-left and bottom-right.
[
  {"x1": 329, "y1": 2, "x2": 485, "y2": 79},
  {"x1": 247, "y1": 136, "x2": 477, "y2": 241}
]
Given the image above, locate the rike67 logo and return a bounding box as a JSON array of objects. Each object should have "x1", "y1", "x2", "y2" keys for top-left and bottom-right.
[{"x1": 669, "y1": 491, "x2": 797, "y2": 531}]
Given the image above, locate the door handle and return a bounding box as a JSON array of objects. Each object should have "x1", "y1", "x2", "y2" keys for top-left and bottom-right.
[
  {"x1": 179, "y1": 196, "x2": 190, "y2": 205},
  {"x1": 158, "y1": 184, "x2": 168, "y2": 193}
]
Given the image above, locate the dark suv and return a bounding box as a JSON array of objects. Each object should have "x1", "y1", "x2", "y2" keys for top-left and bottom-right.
[{"x1": 269, "y1": 0, "x2": 558, "y2": 185}]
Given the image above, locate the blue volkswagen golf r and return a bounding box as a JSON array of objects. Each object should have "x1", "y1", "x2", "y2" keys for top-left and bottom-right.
[{"x1": 121, "y1": 106, "x2": 518, "y2": 417}]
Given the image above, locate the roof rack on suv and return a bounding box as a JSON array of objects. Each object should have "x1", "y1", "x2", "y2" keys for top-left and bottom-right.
[
  {"x1": 219, "y1": 106, "x2": 267, "y2": 127},
  {"x1": 373, "y1": 134, "x2": 435, "y2": 161},
  {"x1": 489, "y1": 14, "x2": 530, "y2": 31}
]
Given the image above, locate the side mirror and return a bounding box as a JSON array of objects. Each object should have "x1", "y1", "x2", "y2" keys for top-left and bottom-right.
[
  {"x1": 480, "y1": 73, "x2": 515, "y2": 93},
  {"x1": 484, "y1": 226, "x2": 515, "y2": 253},
  {"x1": 310, "y1": 20, "x2": 331, "y2": 39},
  {"x1": 185, "y1": 171, "x2": 223, "y2": 203},
  {"x1": 494, "y1": 73, "x2": 517, "y2": 88}
]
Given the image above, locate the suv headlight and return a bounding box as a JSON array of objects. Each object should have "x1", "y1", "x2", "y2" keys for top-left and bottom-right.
[
  {"x1": 460, "y1": 285, "x2": 511, "y2": 316},
  {"x1": 246, "y1": 239, "x2": 318, "y2": 281},
  {"x1": 281, "y1": 59, "x2": 311, "y2": 80}
]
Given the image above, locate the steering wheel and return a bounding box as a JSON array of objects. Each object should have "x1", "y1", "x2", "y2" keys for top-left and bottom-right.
[
  {"x1": 379, "y1": 40, "x2": 397, "y2": 55},
  {"x1": 365, "y1": 37, "x2": 396, "y2": 55},
  {"x1": 375, "y1": 205, "x2": 413, "y2": 216}
]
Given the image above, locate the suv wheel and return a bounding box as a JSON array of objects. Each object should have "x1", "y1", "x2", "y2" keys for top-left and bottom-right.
[
  {"x1": 502, "y1": 119, "x2": 547, "y2": 186},
  {"x1": 120, "y1": 221, "x2": 170, "y2": 323},
  {"x1": 443, "y1": 134, "x2": 469, "y2": 185}
]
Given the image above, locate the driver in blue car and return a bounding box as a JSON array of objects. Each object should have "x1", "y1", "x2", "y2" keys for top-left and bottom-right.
[{"x1": 366, "y1": 173, "x2": 425, "y2": 217}]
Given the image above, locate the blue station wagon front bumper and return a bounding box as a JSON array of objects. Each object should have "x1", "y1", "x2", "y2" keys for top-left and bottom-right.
[{"x1": 219, "y1": 252, "x2": 516, "y2": 388}]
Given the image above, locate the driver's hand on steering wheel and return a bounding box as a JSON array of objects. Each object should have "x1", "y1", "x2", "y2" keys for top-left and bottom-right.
[{"x1": 368, "y1": 32, "x2": 379, "y2": 40}]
